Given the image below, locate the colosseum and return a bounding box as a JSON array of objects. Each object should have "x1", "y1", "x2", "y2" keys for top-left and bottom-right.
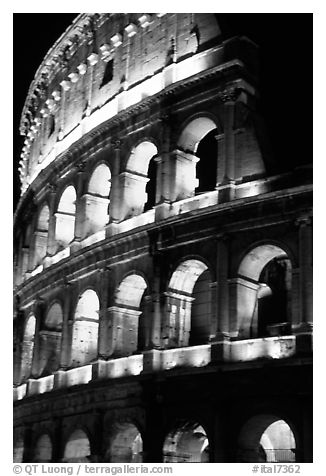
[{"x1": 13, "y1": 13, "x2": 312, "y2": 463}]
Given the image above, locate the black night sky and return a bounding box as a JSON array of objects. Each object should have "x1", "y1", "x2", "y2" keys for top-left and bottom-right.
[{"x1": 13, "y1": 13, "x2": 312, "y2": 210}]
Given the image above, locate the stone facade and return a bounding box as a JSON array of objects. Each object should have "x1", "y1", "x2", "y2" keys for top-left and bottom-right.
[{"x1": 13, "y1": 13, "x2": 312, "y2": 463}]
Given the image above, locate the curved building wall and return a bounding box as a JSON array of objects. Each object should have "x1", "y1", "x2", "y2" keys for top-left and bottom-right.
[{"x1": 13, "y1": 13, "x2": 312, "y2": 463}]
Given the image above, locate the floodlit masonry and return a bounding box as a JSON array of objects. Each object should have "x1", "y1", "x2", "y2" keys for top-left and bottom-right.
[{"x1": 13, "y1": 13, "x2": 312, "y2": 463}]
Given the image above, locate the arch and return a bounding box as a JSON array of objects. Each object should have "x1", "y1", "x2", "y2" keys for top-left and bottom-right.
[
  {"x1": 115, "y1": 274, "x2": 147, "y2": 308},
  {"x1": 71, "y1": 289, "x2": 99, "y2": 367},
  {"x1": 164, "y1": 259, "x2": 211, "y2": 347},
  {"x1": 107, "y1": 422, "x2": 143, "y2": 463},
  {"x1": 112, "y1": 274, "x2": 148, "y2": 355},
  {"x1": 178, "y1": 116, "x2": 218, "y2": 154},
  {"x1": 163, "y1": 421, "x2": 209, "y2": 463},
  {"x1": 126, "y1": 141, "x2": 158, "y2": 175},
  {"x1": 55, "y1": 185, "x2": 76, "y2": 247},
  {"x1": 169, "y1": 259, "x2": 208, "y2": 294},
  {"x1": 121, "y1": 141, "x2": 158, "y2": 219},
  {"x1": 45, "y1": 301, "x2": 63, "y2": 330},
  {"x1": 34, "y1": 433, "x2": 52, "y2": 462},
  {"x1": 83, "y1": 163, "x2": 111, "y2": 236},
  {"x1": 237, "y1": 244, "x2": 292, "y2": 338},
  {"x1": 88, "y1": 163, "x2": 111, "y2": 197},
  {"x1": 20, "y1": 314, "x2": 36, "y2": 382},
  {"x1": 57, "y1": 185, "x2": 76, "y2": 214},
  {"x1": 172, "y1": 115, "x2": 219, "y2": 200},
  {"x1": 63, "y1": 429, "x2": 91, "y2": 462},
  {"x1": 239, "y1": 244, "x2": 288, "y2": 281},
  {"x1": 38, "y1": 302, "x2": 63, "y2": 376},
  {"x1": 238, "y1": 415, "x2": 296, "y2": 462}
]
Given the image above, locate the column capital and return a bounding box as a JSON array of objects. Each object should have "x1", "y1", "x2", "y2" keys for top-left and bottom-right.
[
  {"x1": 295, "y1": 215, "x2": 312, "y2": 227},
  {"x1": 218, "y1": 86, "x2": 241, "y2": 104}
]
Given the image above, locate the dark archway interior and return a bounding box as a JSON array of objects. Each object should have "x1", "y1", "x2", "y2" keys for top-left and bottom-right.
[
  {"x1": 195, "y1": 128, "x2": 218, "y2": 193},
  {"x1": 257, "y1": 257, "x2": 291, "y2": 337},
  {"x1": 144, "y1": 158, "x2": 157, "y2": 211}
]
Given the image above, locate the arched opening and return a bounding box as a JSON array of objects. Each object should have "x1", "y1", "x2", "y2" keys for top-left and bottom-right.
[
  {"x1": 195, "y1": 128, "x2": 218, "y2": 193},
  {"x1": 34, "y1": 434, "x2": 52, "y2": 462},
  {"x1": 111, "y1": 274, "x2": 148, "y2": 355},
  {"x1": 164, "y1": 259, "x2": 211, "y2": 347},
  {"x1": 175, "y1": 117, "x2": 218, "y2": 200},
  {"x1": 163, "y1": 422, "x2": 209, "y2": 463},
  {"x1": 84, "y1": 163, "x2": 111, "y2": 236},
  {"x1": 71, "y1": 289, "x2": 99, "y2": 367},
  {"x1": 33, "y1": 204, "x2": 49, "y2": 267},
  {"x1": 144, "y1": 157, "x2": 157, "y2": 211},
  {"x1": 39, "y1": 302, "x2": 63, "y2": 376},
  {"x1": 237, "y1": 244, "x2": 292, "y2": 339},
  {"x1": 20, "y1": 314, "x2": 36, "y2": 382},
  {"x1": 107, "y1": 422, "x2": 143, "y2": 462},
  {"x1": 238, "y1": 415, "x2": 296, "y2": 462},
  {"x1": 121, "y1": 141, "x2": 158, "y2": 219},
  {"x1": 63, "y1": 429, "x2": 91, "y2": 463},
  {"x1": 55, "y1": 185, "x2": 76, "y2": 248}
]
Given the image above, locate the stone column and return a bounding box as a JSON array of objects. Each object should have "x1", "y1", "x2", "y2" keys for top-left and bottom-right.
[
  {"x1": 296, "y1": 216, "x2": 313, "y2": 330},
  {"x1": 107, "y1": 140, "x2": 122, "y2": 225},
  {"x1": 217, "y1": 88, "x2": 239, "y2": 202},
  {"x1": 215, "y1": 133, "x2": 226, "y2": 186},
  {"x1": 211, "y1": 236, "x2": 232, "y2": 362},
  {"x1": 216, "y1": 236, "x2": 230, "y2": 335},
  {"x1": 72, "y1": 161, "x2": 87, "y2": 244},
  {"x1": 31, "y1": 298, "x2": 44, "y2": 377},
  {"x1": 45, "y1": 184, "x2": 58, "y2": 257},
  {"x1": 59, "y1": 282, "x2": 73, "y2": 369},
  {"x1": 97, "y1": 267, "x2": 111, "y2": 359}
]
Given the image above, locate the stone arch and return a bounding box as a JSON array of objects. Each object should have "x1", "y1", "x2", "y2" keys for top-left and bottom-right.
[
  {"x1": 164, "y1": 258, "x2": 211, "y2": 347},
  {"x1": 120, "y1": 141, "x2": 158, "y2": 219},
  {"x1": 38, "y1": 302, "x2": 63, "y2": 376},
  {"x1": 163, "y1": 421, "x2": 209, "y2": 463},
  {"x1": 83, "y1": 162, "x2": 111, "y2": 236},
  {"x1": 33, "y1": 203, "x2": 49, "y2": 267},
  {"x1": 237, "y1": 414, "x2": 297, "y2": 462},
  {"x1": 20, "y1": 314, "x2": 36, "y2": 382},
  {"x1": 63, "y1": 428, "x2": 91, "y2": 462},
  {"x1": 55, "y1": 184, "x2": 76, "y2": 248},
  {"x1": 237, "y1": 243, "x2": 293, "y2": 339},
  {"x1": 71, "y1": 289, "x2": 99, "y2": 367},
  {"x1": 109, "y1": 273, "x2": 148, "y2": 356},
  {"x1": 174, "y1": 115, "x2": 219, "y2": 199},
  {"x1": 33, "y1": 433, "x2": 52, "y2": 462},
  {"x1": 106, "y1": 422, "x2": 143, "y2": 463},
  {"x1": 178, "y1": 116, "x2": 218, "y2": 154}
]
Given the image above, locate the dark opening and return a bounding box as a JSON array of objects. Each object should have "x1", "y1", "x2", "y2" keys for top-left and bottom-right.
[
  {"x1": 189, "y1": 269, "x2": 211, "y2": 346},
  {"x1": 195, "y1": 128, "x2": 218, "y2": 193},
  {"x1": 144, "y1": 158, "x2": 157, "y2": 211},
  {"x1": 100, "y1": 59, "x2": 114, "y2": 88},
  {"x1": 257, "y1": 257, "x2": 291, "y2": 337},
  {"x1": 48, "y1": 115, "x2": 55, "y2": 137}
]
